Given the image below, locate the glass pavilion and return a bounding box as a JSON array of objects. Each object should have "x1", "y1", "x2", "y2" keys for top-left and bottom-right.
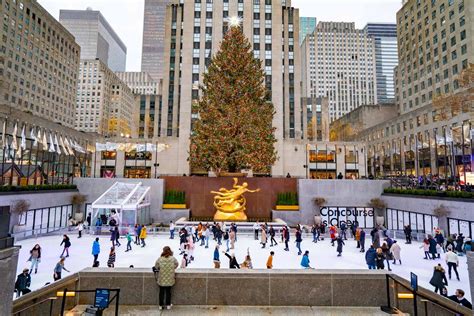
[{"x1": 91, "y1": 182, "x2": 151, "y2": 228}]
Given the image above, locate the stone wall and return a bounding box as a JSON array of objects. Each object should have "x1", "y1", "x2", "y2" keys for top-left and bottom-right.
[
  {"x1": 276, "y1": 180, "x2": 390, "y2": 225},
  {"x1": 0, "y1": 247, "x2": 19, "y2": 316},
  {"x1": 0, "y1": 190, "x2": 78, "y2": 232}
]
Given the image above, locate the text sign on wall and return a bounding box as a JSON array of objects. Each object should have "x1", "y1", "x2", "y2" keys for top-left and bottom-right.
[
  {"x1": 94, "y1": 289, "x2": 110, "y2": 309},
  {"x1": 319, "y1": 207, "x2": 374, "y2": 228}
]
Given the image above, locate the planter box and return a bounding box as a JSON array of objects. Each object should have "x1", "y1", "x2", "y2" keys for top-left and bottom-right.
[
  {"x1": 163, "y1": 204, "x2": 187, "y2": 209},
  {"x1": 275, "y1": 205, "x2": 299, "y2": 211}
]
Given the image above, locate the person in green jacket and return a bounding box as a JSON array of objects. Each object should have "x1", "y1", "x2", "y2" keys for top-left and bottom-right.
[
  {"x1": 125, "y1": 231, "x2": 133, "y2": 252},
  {"x1": 154, "y1": 246, "x2": 179, "y2": 310}
]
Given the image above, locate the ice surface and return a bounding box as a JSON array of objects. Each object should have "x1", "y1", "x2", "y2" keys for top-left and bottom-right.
[{"x1": 15, "y1": 232, "x2": 471, "y2": 301}]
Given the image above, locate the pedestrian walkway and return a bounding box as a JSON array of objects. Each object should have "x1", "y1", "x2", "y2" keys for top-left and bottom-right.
[{"x1": 68, "y1": 305, "x2": 396, "y2": 316}]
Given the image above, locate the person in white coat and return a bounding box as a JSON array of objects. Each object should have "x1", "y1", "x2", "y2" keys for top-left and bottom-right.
[{"x1": 390, "y1": 240, "x2": 401, "y2": 265}]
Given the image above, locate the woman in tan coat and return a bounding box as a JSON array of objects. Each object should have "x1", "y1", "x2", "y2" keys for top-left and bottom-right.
[{"x1": 261, "y1": 226, "x2": 267, "y2": 248}]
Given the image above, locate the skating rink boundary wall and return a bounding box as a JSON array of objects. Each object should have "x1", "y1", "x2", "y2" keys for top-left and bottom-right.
[{"x1": 12, "y1": 268, "x2": 471, "y2": 315}]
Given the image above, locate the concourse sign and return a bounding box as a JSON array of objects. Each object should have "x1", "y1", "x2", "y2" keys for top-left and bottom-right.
[
  {"x1": 94, "y1": 288, "x2": 110, "y2": 309},
  {"x1": 410, "y1": 272, "x2": 418, "y2": 291}
]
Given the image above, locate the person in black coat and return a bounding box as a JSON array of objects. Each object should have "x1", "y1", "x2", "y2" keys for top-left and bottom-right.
[
  {"x1": 404, "y1": 225, "x2": 412, "y2": 244},
  {"x1": 60, "y1": 235, "x2": 71, "y2": 258},
  {"x1": 375, "y1": 248, "x2": 385, "y2": 270},
  {"x1": 448, "y1": 289, "x2": 472, "y2": 309},
  {"x1": 223, "y1": 252, "x2": 240, "y2": 269},
  {"x1": 428, "y1": 235, "x2": 438, "y2": 260},
  {"x1": 455, "y1": 234, "x2": 464, "y2": 253},
  {"x1": 336, "y1": 235, "x2": 345, "y2": 257},
  {"x1": 429, "y1": 264, "x2": 448, "y2": 294},
  {"x1": 15, "y1": 268, "x2": 31, "y2": 297},
  {"x1": 359, "y1": 230, "x2": 366, "y2": 252}
]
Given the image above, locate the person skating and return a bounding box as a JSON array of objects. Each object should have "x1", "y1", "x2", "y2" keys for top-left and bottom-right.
[
  {"x1": 241, "y1": 249, "x2": 253, "y2": 269},
  {"x1": 229, "y1": 228, "x2": 236, "y2": 250},
  {"x1": 390, "y1": 240, "x2": 401, "y2": 265},
  {"x1": 180, "y1": 253, "x2": 188, "y2": 268},
  {"x1": 340, "y1": 222, "x2": 347, "y2": 240},
  {"x1": 448, "y1": 289, "x2": 472, "y2": 309},
  {"x1": 114, "y1": 226, "x2": 121, "y2": 247},
  {"x1": 76, "y1": 221, "x2": 84, "y2": 238},
  {"x1": 28, "y1": 244, "x2": 41, "y2": 274},
  {"x1": 311, "y1": 224, "x2": 319, "y2": 243},
  {"x1": 86, "y1": 213, "x2": 91, "y2": 228},
  {"x1": 223, "y1": 252, "x2": 240, "y2": 269},
  {"x1": 455, "y1": 234, "x2": 464, "y2": 255},
  {"x1": 169, "y1": 221, "x2": 175, "y2": 239},
  {"x1": 375, "y1": 248, "x2": 385, "y2": 270},
  {"x1": 429, "y1": 264, "x2": 448, "y2": 294},
  {"x1": 359, "y1": 229, "x2": 366, "y2": 252},
  {"x1": 403, "y1": 225, "x2": 412, "y2": 244},
  {"x1": 283, "y1": 225, "x2": 290, "y2": 251},
  {"x1": 435, "y1": 230, "x2": 445, "y2": 255},
  {"x1": 140, "y1": 225, "x2": 147, "y2": 247},
  {"x1": 381, "y1": 243, "x2": 392, "y2": 271},
  {"x1": 53, "y1": 257, "x2": 70, "y2": 281},
  {"x1": 213, "y1": 245, "x2": 220, "y2": 268},
  {"x1": 204, "y1": 224, "x2": 210, "y2": 248},
  {"x1": 428, "y1": 235, "x2": 438, "y2": 260},
  {"x1": 187, "y1": 235, "x2": 195, "y2": 261},
  {"x1": 269, "y1": 226, "x2": 278, "y2": 246},
  {"x1": 92, "y1": 237, "x2": 100, "y2": 266},
  {"x1": 301, "y1": 250, "x2": 313, "y2": 269},
  {"x1": 154, "y1": 246, "x2": 179, "y2": 310},
  {"x1": 215, "y1": 224, "x2": 222, "y2": 245},
  {"x1": 60, "y1": 235, "x2": 71, "y2": 258},
  {"x1": 365, "y1": 246, "x2": 377, "y2": 269},
  {"x1": 295, "y1": 228, "x2": 303, "y2": 255},
  {"x1": 125, "y1": 231, "x2": 132, "y2": 252},
  {"x1": 260, "y1": 225, "x2": 267, "y2": 249},
  {"x1": 266, "y1": 251, "x2": 274, "y2": 269},
  {"x1": 329, "y1": 225, "x2": 337, "y2": 246},
  {"x1": 336, "y1": 234, "x2": 345, "y2": 257},
  {"x1": 355, "y1": 227, "x2": 361, "y2": 248},
  {"x1": 445, "y1": 247, "x2": 460, "y2": 281},
  {"x1": 421, "y1": 238, "x2": 431, "y2": 259},
  {"x1": 15, "y1": 268, "x2": 31, "y2": 297},
  {"x1": 223, "y1": 230, "x2": 230, "y2": 252},
  {"x1": 134, "y1": 224, "x2": 141, "y2": 245},
  {"x1": 253, "y1": 221, "x2": 259, "y2": 240},
  {"x1": 107, "y1": 247, "x2": 116, "y2": 268}
]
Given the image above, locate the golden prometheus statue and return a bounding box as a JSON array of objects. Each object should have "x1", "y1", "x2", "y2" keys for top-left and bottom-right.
[{"x1": 211, "y1": 178, "x2": 260, "y2": 221}]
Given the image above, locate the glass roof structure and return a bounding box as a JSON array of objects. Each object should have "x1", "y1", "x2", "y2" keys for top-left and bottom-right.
[{"x1": 92, "y1": 182, "x2": 151, "y2": 210}]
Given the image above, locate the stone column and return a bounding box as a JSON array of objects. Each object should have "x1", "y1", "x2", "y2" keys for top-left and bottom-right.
[
  {"x1": 0, "y1": 247, "x2": 20, "y2": 315},
  {"x1": 467, "y1": 251, "x2": 474, "y2": 302}
]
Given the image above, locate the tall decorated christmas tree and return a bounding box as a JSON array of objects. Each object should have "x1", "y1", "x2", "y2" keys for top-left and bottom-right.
[{"x1": 189, "y1": 22, "x2": 277, "y2": 174}]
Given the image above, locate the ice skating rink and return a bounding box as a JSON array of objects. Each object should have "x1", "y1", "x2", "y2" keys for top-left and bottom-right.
[{"x1": 15, "y1": 233, "x2": 471, "y2": 301}]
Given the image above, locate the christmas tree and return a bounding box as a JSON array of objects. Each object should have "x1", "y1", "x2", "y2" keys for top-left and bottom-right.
[{"x1": 190, "y1": 23, "x2": 277, "y2": 174}]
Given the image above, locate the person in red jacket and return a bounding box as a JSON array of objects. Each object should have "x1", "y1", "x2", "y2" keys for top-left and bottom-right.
[{"x1": 329, "y1": 225, "x2": 337, "y2": 246}]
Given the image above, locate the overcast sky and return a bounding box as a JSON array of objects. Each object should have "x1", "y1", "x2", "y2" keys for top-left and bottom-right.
[{"x1": 39, "y1": 0, "x2": 401, "y2": 72}]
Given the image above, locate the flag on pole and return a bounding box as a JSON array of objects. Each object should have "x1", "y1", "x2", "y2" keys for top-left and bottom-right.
[
  {"x1": 48, "y1": 132, "x2": 55, "y2": 153},
  {"x1": 31, "y1": 126, "x2": 38, "y2": 147},
  {"x1": 11, "y1": 122, "x2": 18, "y2": 151},
  {"x1": 59, "y1": 136, "x2": 68, "y2": 155},
  {"x1": 41, "y1": 129, "x2": 48, "y2": 150},
  {"x1": 54, "y1": 134, "x2": 61, "y2": 155},
  {"x1": 21, "y1": 125, "x2": 26, "y2": 150},
  {"x1": 1, "y1": 120, "x2": 6, "y2": 149}
]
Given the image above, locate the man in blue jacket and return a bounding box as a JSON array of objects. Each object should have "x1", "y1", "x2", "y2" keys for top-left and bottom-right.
[
  {"x1": 365, "y1": 246, "x2": 377, "y2": 269},
  {"x1": 92, "y1": 238, "x2": 100, "y2": 266}
]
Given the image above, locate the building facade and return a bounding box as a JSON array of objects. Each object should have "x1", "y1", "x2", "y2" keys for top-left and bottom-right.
[
  {"x1": 339, "y1": 0, "x2": 473, "y2": 180},
  {"x1": 141, "y1": 0, "x2": 173, "y2": 81},
  {"x1": 0, "y1": 0, "x2": 80, "y2": 128},
  {"x1": 161, "y1": 0, "x2": 303, "y2": 175},
  {"x1": 301, "y1": 22, "x2": 377, "y2": 122},
  {"x1": 299, "y1": 16, "x2": 317, "y2": 45},
  {"x1": 364, "y1": 23, "x2": 398, "y2": 104},
  {"x1": 115, "y1": 72, "x2": 161, "y2": 95},
  {"x1": 75, "y1": 60, "x2": 136, "y2": 137},
  {"x1": 59, "y1": 9, "x2": 127, "y2": 72}
]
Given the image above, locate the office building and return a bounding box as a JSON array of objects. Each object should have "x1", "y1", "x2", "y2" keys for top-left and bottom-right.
[
  {"x1": 59, "y1": 9, "x2": 127, "y2": 72},
  {"x1": 364, "y1": 23, "x2": 398, "y2": 104},
  {"x1": 116, "y1": 72, "x2": 163, "y2": 139},
  {"x1": 299, "y1": 17, "x2": 317, "y2": 45},
  {"x1": 302, "y1": 22, "x2": 377, "y2": 122},
  {"x1": 161, "y1": 0, "x2": 303, "y2": 175},
  {"x1": 75, "y1": 60, "x2": 136, "y2": 137},
  {"x1": 141, "y1": 0, "x2": 173, "y2": 81},
  {"x1": 0, "y1": 0, "x2": 80, "y2": 128}
]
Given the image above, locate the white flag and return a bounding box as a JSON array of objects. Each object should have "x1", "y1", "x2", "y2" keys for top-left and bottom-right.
[
  {"x1": 21, "y1": 125, "x2": 26, "y2": 150},
  {"x1": 64, "y1": 137, "x2": 75, "y2": 155},
  {"x1": 11, "y1": 122, "x2": 18, "y2": 151},
  {"x1": 54, "y1": 134, "x2": 61, "y2": 155},
  {"x1": 48, "y1": 133, "x2": 55, "y2": 153},
  {"x1": 30, "y1": 127, "x2": 38, "y2": 147},
  {"x1": 59, "y1": 136, "x2": 68, "y2": 155},
  {"x1": 41, "y1": 129, "x2": 48, "y2": 150}
]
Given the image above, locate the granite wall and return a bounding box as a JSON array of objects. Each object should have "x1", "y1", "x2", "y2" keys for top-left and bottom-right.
[{"x1": 1, "y1": 247, "x2": 19, "y2": 316}]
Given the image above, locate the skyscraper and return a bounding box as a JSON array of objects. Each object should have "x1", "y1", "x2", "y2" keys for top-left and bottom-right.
[
  {"x1": 302, "y1": 22, "x2": 377, "y2": 122},
  {"x1": 364, "y1": 23, "x2": 398, "y2": 104},
  {"x1": 59, "y1": 8, "x2": 127, "y2": 72},
  {"x1": 299, "y1": 17, "x2": 317, "y2": 45},
  {"x1": 141, "y1": 0, "x2": 173, "y2": 81},
  {"x1": 161, "y1": 0, "x2": 303, "y2": 175}
]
